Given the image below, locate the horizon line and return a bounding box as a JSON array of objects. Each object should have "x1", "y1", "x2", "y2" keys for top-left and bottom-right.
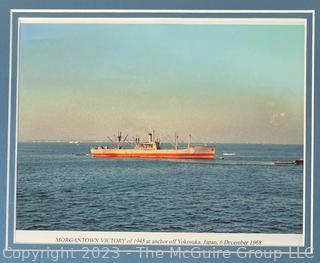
[{"x1": 17, "y1": 140, "x2": 304, "y2": 145}]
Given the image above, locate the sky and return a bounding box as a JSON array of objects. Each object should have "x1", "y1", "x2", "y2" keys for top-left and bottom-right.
[{"x1": 18, "y1": 22, "x2": 305, "y2": 144}]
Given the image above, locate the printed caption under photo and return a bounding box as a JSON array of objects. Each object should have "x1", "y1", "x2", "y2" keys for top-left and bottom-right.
[{"x1": 56, "y1": 236, "x2": 262, "y2": 246}]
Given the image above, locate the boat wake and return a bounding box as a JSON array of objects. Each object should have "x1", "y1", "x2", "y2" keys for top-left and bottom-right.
[{"x1": 157, "y1": 158, "x2": 276, "y2": 166}]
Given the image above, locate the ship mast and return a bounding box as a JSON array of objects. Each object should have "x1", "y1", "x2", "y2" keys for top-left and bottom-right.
[
  {"x1": 107, "y1": 131, "x2": 128, "y2": 149},
  {"x1": 188, "y1": 134, "x2": 192, "y2": 149},
  {"x1": 117, "y1": 131, "x2": 122, "y2": 147},
  {"x1": 174, "y1": 132, "x2": 179, "y2": 150}
]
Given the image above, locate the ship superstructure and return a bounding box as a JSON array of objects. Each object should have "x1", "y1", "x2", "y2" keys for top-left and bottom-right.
[{"x1": 90, "y1": 131, "x2": 215, "y2": 159}]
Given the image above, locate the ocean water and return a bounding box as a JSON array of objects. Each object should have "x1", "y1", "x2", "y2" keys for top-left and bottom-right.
[{"x1": 16, "y1": 143, "x2": 303, "y2": 233}]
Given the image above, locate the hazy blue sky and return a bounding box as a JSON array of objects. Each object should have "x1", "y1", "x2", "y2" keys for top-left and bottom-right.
[{"x1": 18, "y1": 22, "x2": 305, "y2": 143}]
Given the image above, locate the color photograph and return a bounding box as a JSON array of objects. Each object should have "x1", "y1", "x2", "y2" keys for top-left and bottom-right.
[{"x1": 17, "y1": 19, "x2": 304, "y2": 235}]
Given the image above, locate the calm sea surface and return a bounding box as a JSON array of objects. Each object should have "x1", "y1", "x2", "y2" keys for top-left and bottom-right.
[{"x1": 17, "y1": 143, "x2": 303, "y2": 233}]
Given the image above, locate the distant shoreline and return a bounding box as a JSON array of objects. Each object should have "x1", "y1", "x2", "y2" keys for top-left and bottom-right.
[{"x1": 17, "y1": 141, "x2": 304, "y2": 146}]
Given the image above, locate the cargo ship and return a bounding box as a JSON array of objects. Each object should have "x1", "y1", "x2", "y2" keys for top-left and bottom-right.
[{"x1": 90, "y1": 132, "x2": 215, "y2": 159}]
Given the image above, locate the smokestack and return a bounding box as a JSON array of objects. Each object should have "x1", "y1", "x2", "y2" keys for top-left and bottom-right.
[{"x1": 148, "y1": 133, "x2": 153, "y2": 143}]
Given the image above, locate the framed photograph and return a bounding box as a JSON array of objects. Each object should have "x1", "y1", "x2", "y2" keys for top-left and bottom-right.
[{"x1": 0, "y1": 1, "x2": 319, "y2": 262}]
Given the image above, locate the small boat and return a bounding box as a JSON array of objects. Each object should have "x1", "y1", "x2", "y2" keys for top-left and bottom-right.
[
  {"x1": 71, "y1": 152, "x2": 86, "y2": 156},
  {"x1": 274, "y1": 159, "x2": 304, "y2": 166},
  {"x1": 223, "y1": 152, "x2": 235, "y2": 156},
  {"x1": 274, "y1": 160, "x2": 295, "y2": 165}
]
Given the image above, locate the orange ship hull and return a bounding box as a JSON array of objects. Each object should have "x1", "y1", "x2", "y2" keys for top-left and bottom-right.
[
  {"x1": 92, "y1": 152, "x2": 215, "y2": 159},
  {"x1": 91, "y1": 147, "x2": 215, "y2": 159}
]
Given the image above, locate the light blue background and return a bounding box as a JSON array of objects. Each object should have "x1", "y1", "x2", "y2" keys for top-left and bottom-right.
[{"x1": 0, "y1": 1, "x2": 319, "y2": 262}]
